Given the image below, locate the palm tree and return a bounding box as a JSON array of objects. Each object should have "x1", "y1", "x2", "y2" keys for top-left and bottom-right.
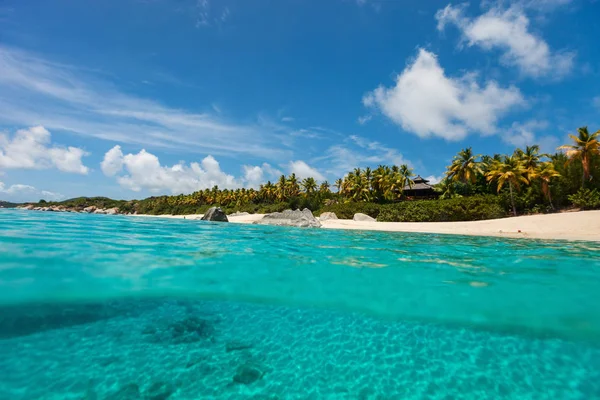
[
  {"x1": 301, "y1": 177, "x2": 318, "y2": 194},
  {"x1": 319, "y1": 181, "x2": 331, "y2": 194},
  {"x1": 276, "y1": 175, "x2": 287, "y2": 201},
  {"x1": 531, "y1": 162, "x2": 561, "y2": 210},
  {"x1": 399, "y1": 164, "x2": 415, "y2": 189},
  {"x1": 486, "y1": 155, "x2": 529, "y2": 216},
  {"x1": 334, "y1": 178, "x2": 343, "y2": 193},
  {"x1": 515, "y1": 145, "x2": 545, "y2": 180},
  {"x1": 446, "y1": 147, "x2": 482, "y2": 185},
  {"x1": 558, "y1": 126, "x2": 600, "y2": 187},
  {"x1": 286, "y1": 173, "x2": 300, "y2": 197}
]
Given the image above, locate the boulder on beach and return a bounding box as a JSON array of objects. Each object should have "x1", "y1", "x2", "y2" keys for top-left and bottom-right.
[
  {"x1": 254, "y1": 208, "x2": 321, "y2": 228},
  {"x1": 353, "y1": 213, "x2": 376, "y2": 222},
  {"x1": 93, "y1": 209, "x2": 107, "y2": 214},
  {"x1": 83, "y1": 206, "x2": 96, "y2": 213},
  {"x1": 229, "y1": 211, "x2": 250, "y2": 217},
  {"x1": 105, "y1": 207, "x2": 119, "y2": 215},
  {"x1": 319, "y1": 212, "x2": 338, "y2": 221},
  {"x1": 201, "y1": 207, "x2": 229, "y2": 222}
]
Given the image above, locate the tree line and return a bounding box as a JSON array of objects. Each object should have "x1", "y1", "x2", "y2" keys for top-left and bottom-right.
[{"x1": 32, "y1": 126, "x2": 600, "y2": 217}]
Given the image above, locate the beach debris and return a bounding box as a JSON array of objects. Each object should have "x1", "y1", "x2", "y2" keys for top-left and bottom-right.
[
  {"x1": 201, "y1": 207, "x2": 229, "y2": 222},
  {"x1": 233, "y1": 363, "x2": 264, "y2": 385},
  {"x1": 353, "y1": 213, "x2": 376, "y2": 222},
  {"x1": 319, "y1": 212, "x2": 338, "y2": 221},
  {"x1": 254, "y1": 208, "x2": 321, "y2": 228}
]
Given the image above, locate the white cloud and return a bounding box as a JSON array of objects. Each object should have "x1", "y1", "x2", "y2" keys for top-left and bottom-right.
[
  {"x1": 363, "y1": 49, "x2": 524, "y2": 141},
  {"x1": 101, "y1": 146, "x2": 293, "y2": 194},
  {"x1": 0, "y1": 126, "x2": 89, "y2": 174},
  {"x1": 289, "y1": 160, "x2": 325, "y2": 181},
  {"x1": 0, "y1": 46, "x2": 290, "y2": 160},
  {"x1": 504, "y1": 120, "x2": 560, "y2": 154},
  {"x1": 357, "y1": 115, "x2": 372, "y2": 125},
  {"x1": 318, "y1": 135, "x2": 409, "y2": 177},
  {"x1": 112, "y1": 149, "x2": 241, "y2": 194},
  {"x1": 424, "y1": 175, "x2": 442, "y2": 184},
  {"x1": 503, "y1": 119, "x2": 559, "y2": 153},
  {"x1": 242, "y1": 163, "x2": 282, "y2": 188},
  {"x1": 0, "y1": 181, "x2": 64, "y2": 202},
  {"x1": 436, "y1": 4, "x2": 575, "y2": 78},
  {"x1": 101, "y1": 145, "x2": 124, "y2": 177}
]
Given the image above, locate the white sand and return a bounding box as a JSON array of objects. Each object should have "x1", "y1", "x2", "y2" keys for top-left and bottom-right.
[{"x1": 133, "y1": 210, "x2": 600, "y2": 242}]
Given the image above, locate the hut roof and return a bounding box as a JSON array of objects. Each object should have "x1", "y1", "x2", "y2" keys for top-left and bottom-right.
[{"x1": 403, "y1": 175, "x2": 435, "y2": 191}]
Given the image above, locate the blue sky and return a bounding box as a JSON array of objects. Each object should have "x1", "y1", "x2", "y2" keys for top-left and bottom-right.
[{"x1": 0, "y1": 0, "x2": 599, "y2": 202}]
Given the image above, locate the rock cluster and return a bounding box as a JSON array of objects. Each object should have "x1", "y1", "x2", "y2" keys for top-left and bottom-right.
[
  {"x1": 17, "y1": 205, "x2": 125, "y2": 215},
  {"x1": 319, "y1": 212, "x2": 338, "y2": 221},
  {"x1": 254, "y1": 208, "x2": 321, "y2": 228}
]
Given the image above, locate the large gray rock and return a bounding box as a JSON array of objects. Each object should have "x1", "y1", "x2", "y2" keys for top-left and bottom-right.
[
  {"x1": 319, "y1": 212, "x2": 338, "y2": 221},
  {"x1": 83, "y1": 206, "x2": 96, "y2": 213},
  {"x1": 255, "y1": 208, "x2": 321, "y2": 228},
  {"x1": 105, "y1": 207, "x2": 119, "y2": 215},
  {"x1": 353, "y1": 213, "x2": 376, "y2": 222},
  {"x1": 201, "y1": 207, "x2": 229, "y2": 222}
]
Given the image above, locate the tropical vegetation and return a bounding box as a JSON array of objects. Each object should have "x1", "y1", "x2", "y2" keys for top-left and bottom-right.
[{"x1": 17, "y1": 126, "x2": 600, "y2": 222}]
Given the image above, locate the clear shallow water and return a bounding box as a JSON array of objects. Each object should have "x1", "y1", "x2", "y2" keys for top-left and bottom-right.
[{"x1": 0, "y1": 209, "x2": 599, "y2": 399}]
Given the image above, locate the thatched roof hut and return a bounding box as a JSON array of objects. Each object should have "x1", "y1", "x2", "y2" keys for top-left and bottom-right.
[{"x1": 403, "y1": 175, "x2": 438, "y2": 198}]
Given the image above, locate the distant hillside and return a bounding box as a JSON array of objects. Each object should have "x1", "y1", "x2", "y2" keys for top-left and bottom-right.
[{"x1": 0, "y1": 201, "x2": 19, "y2": 208}]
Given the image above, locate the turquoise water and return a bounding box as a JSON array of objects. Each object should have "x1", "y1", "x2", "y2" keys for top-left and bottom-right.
[{"x1": 0, "y1": 209, "x2": 599, "y2": 399}]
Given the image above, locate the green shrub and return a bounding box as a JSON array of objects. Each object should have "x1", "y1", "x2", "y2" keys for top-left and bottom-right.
[
  {"x1": 568, "y1": 188, "x2": 600, "y2": 210},
  {"x1": 377, "y1": 196, "x2": 506, "y2": 222}
]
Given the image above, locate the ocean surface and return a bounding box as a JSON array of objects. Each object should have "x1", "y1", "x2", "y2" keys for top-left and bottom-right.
[{"x1": 0, "y1": 209, "x2": 599, "y2": 399}]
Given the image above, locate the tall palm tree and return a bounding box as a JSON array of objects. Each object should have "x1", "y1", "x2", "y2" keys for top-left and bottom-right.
[
  {"x1": 286, "y1": 173, "x2": 300, "y2": 197},
  {"x1": 558, "y1": 126, "x2": 600, "y2": 187},
  {"x1": 319, "y1": 181, "x2": 331, "y2": 194},
  {"x1": 301, "y1": 177, "x2": 318, "y2": 194},
  {"x1": 276, "y1": 175, "x2": 287, "y2": 201},
  {"x1": 515, "y1": 145, "x2": 545, "y2": 180},
  {"x1": 531, "y1": 162, "x2": 561, "y2": 210},
  {"x1": 334, "y1": 178, "x2": 343, "y2": 193},
  {"x1": 486, "y1": 155, "x2": 529, "y2": 216},
  {"x1": 399, "y1": 164, "x2": 415, "y2": 189},
  {"x1": 446, "y1": 147, "x2": 482, "y2": 185}
]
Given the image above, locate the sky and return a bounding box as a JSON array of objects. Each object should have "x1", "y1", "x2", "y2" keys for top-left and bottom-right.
[{"x1": 0, "y1": 0, "x2": 599, "y2": 202}]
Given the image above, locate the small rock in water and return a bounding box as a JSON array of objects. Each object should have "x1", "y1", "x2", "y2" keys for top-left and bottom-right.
[
  {"x1": 145, "y1": 381, "x2": 175, "y2": 400},
  {"x1": 201, "y1": 207, "x2": 229, "y2": 222},
  {"x1": 226, "y1": 340, "x2": 253, "y2": 352},
  {"x1": 109, "y1": 383, "x2": 140, "y2": 400},
  {"x1": 233, "y1": 363, "x2": 264, "y2": 385}
]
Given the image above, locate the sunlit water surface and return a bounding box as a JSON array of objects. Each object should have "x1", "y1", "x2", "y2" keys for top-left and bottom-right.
[{"x1": 0, "y1": 209, "x2": 599, "y2": 399}]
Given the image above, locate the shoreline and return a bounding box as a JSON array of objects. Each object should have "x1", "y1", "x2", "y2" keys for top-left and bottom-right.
[{"x1": 131, "y1": 210, "x2": 600, "y2": 242}]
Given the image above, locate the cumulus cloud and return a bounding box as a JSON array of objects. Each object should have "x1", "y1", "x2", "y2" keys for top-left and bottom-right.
[
  {"x1": 0, "y1": 126, "x2": 89, "y2": 174},
  {"x1": 101, "y1": 146, "x2": 321, "y2": 193},
  {"x1": 363, "y1": 49, "x2": 524, "y2": 141},
  {"x1": 100, "y1": 145, "x2": 124, "y2": 177},
  {"x1": 436, "y1": 4, "x2": 575, "y2": 78},
  {"x1": 242, "y1": 163, "x2": 283, "y2": 188},
  {"x1": 289, "y1": 160, "x2": 325, "y2": 181},
  {"x1": 101, "y1": 146, "x2": 242, "y2": 194},
  {"x1": 0, "y1": 181, "x2": 64, "y2": 202}
]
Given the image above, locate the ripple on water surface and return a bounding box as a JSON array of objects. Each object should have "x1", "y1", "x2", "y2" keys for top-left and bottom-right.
[{"x1": 0, "y1": 210, "x2": 600, "y2": 399}]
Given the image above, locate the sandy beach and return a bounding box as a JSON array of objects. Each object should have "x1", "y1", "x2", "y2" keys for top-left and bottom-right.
[{"x1": 134, "y1": 210, "x2": 600, "y2": 242}]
